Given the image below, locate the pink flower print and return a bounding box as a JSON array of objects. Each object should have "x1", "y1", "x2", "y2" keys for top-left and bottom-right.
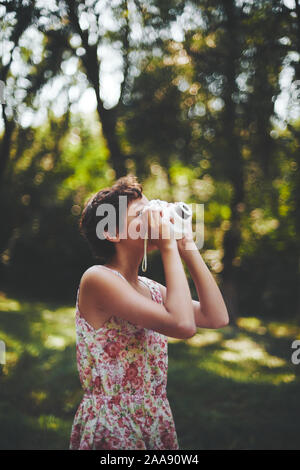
[
  {"x1": 145, "y1": 415, "x2": 153, "y2": 427},
  {"x1": 134, "y1": 407, "x2": 144, "y2": 419},
  {"x1": 70, "y1": 274, "x2": 179, "y2": 450},
  {"x1": 87, "y1": 405, "x2": 95, "y2": 420},
  {"x1": 161, "y1": 430, "x2": 176, "y2": 449},
  {"x1": 136, "y1": 439, "x2": 146, "y2": 449},
  {"x1": 104, "y1": 341, "x2": 121, "y2": 359},
  {"x1": 118, "y1": 417, "x2": 124, "y2": 427},
  {"x1": 81, "y1": 439, "x2": 92, "y2": 450},
  {"x1": 120, "y1": 350, "x2": 128, "y2": 360},
  {"x1": 149, "y1": 354, "x2": 156, "y2": 366},
  {"x1": 137, "y1": 355, "x2": 144, "y2": 365},
  {"x1": 108, "y1": 395, "x2": 122, "y2": 409},
  {"x1": 70, "y1": 423, "x2": 81, "y2": 448},
  {"x1": 118, "y1": 335, "x2": 128, "y2": 347},
  {"x1": 134, "y1": 330, "x2": 146, "y2": 341},
  {"x1": 98, "y1": 436, "x2": 121, "y2": 449},
  {"x1": 155, "y1": 383, "x2": 164, "y2": 396},
  {"x1": 94, "y1": 376, "x2": 101, "y2": 390},
  {"x1": 132, "y1": 375, "x2": 143, "y2": 388},
  {"x1": 144, "y1": 397, "x2": 152, "y2": 407},
  {"x1": 107, "y1": 328, "x2": 118, "y2": 339},
  {"x1": 123, "y1": 363, "x2": 138, "y2": 383}
]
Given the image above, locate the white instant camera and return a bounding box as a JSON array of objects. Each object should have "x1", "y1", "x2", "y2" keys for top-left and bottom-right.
[{"x1": 139, "y1": 199, "x2": 193, "y2": 271}]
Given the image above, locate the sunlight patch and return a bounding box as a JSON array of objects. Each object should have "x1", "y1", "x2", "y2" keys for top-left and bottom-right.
[
  {"x1": 30, "y1": 390, "x2": 47, "y2": 405},
  {"x1": 0, "y1": 298, "x2": 21, "y2": 312},
  {"x1": 186, "y1": 331, "x2": 222, "y2": 347},
  {"x1": 219, "y1": 337, "x2": 286, "y2": 367},
  {"x1": 45, "y1": 335, "x2": 66, "y2": 349},
  {"x1": 267, "y1": 323, "x2": 300, "y2": 338},
  {"x1": 236, "y1": 317, "x2": 267, "y2": 335}
]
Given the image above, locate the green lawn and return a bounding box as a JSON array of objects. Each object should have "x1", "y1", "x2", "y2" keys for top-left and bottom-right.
[{"x1": 0, "y1": 291, "x2": 299, "y2": 450}]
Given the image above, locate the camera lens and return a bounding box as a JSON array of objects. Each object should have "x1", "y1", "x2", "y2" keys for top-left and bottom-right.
[{"x1": 174, "y1": 203, "x2": 191, "y2": 219}]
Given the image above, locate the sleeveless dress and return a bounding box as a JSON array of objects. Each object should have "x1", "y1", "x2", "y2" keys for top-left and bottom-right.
[{"x1": 69, "y1": 265, "x2": 180, "y2": 450}]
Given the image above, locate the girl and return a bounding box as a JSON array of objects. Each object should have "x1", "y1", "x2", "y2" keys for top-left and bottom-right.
[{"x1": 69, "y1": 174, "x2": 229, "y2": 450}]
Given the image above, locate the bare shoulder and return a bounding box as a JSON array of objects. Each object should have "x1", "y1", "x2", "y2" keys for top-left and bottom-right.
[
  {"x1": 81, "y1": 265, "x2": 123, "y2": 284},
  {"x1": 80, "y1": 265, "x2": 127, "y2": 301},
  {"x1": 78, "y1": 265, "x2": 129, "y2": 323}
]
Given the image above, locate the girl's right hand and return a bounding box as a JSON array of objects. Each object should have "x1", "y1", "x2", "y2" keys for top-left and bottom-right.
[{"x1": 141, "y1": 207, "x2": 176, "y2": 251}]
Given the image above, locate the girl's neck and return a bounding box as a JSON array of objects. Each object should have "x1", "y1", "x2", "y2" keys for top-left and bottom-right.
[{"x1": 104, "y1": 257, "x2": 143, "y2": 286}]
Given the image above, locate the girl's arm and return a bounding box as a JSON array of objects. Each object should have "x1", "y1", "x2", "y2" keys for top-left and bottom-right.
[
  {"x1": 79, "y1": 209, "x2": 196, "y2": 340},
  {"x1": 177, "y1": 239, "x2": 229, "y2": 329},
  {"x1": 156, "y1": 237, "x2": 229, "y2": 329}
]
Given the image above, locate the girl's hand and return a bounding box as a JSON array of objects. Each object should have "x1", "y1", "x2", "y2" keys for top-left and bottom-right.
[
  {"x1": 141, "y1": 206, "x2": 176, "y2": 252},
  {"x1": 168, "y1": 212, "x2": 197, "y2": 256},
  {"x1": 148, "y1": 202, "x2": 197, "y2": 255},
  {"x1": 177, "y1": 232, "x2": 197, "y2": 256}
]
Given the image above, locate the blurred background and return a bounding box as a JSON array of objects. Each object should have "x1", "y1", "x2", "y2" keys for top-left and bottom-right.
[{"x1": 0, "y1": 0, "x2": 300, "y2": 450}]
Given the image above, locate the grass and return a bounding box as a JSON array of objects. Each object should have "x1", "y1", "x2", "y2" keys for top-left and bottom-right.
[{"x1": 0, "y1": 291, "x2": 300, "y2": 450}]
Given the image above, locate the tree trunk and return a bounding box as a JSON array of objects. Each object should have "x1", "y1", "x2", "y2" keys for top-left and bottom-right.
[
  {"x1": 220, "y1": 0, "x2": 244, "y2": 324},
  {"x1": 0, "y1": 115, "x2": 15, "y2": 183},
  {"x1": 96, "y1": 104, "x2": 127, "y2": 180},
  {"x1": 64, "y1": 0, "x2": 127, "y2": 180}
]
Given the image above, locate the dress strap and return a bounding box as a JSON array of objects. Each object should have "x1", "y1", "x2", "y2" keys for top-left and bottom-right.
[
  {"x1": 97, "y1": 265, "x2": 163, "y2": 304},
  {"x1": 97, "y1": 265, "x2": 127, "y2": 281}
]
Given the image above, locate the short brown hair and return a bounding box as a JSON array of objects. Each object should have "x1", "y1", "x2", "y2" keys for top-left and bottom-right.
[{"x1": 79, "y1": 174, "x2": 143, "y2": 263}]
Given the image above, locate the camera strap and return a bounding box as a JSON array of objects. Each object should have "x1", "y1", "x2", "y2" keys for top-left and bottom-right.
[{"x1": 142, "y1": 235, "x2": 148, "y2": 272}]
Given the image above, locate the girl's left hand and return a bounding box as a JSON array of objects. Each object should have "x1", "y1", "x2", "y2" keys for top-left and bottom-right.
[{"x1": 176, "y1": 230, "x2": 197, "y2": 256}]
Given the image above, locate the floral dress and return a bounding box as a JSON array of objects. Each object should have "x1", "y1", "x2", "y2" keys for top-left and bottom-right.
[{"x1": 69, "y1": 265, "x2": 180, "y2": 450}]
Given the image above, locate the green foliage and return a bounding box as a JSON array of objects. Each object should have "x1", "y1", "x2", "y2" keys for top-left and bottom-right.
[{"x1": 0, "y1": 112, "x2": 113, "y2": 302}]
